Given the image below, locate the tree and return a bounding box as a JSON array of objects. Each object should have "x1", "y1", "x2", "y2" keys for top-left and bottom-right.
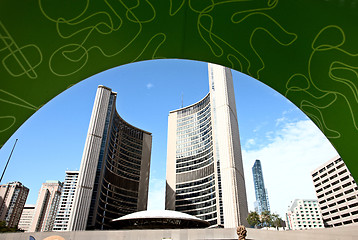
[
  {"x1": 271, "y1": 213, "x2": 284, "y2": 228},
  {"x1": 260, "y1": 210, "x2": 272, "y2": 227},
  {"x1": 0, "y1": 221, "x2": 24, "y2": 233},
  {"x1": 246, "y1": 211, "x2": 261, "y2": 228}
]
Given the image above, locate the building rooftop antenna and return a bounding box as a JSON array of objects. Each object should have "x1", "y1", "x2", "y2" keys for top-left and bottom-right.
[{"x1": 181, "y1": 92, "x2": 183, "y2": 108}]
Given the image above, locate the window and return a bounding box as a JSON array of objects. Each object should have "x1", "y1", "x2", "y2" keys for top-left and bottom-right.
[
  {"x1": 326, "y1": 162, "x2": 334, "y2": 169},
  {"x1": 319, "y1": 167, "x2": 326, "y2": 173},
  {"x1": 347, "y1": 195, "x2": 356, "y2": 201},
  {"x1": 339, "y1": 206, "x2": 348, "y2": 211},
  {"x1": 331, "y1": 180, "x2": 339, "y2": 186},
  {"x1": 335, "y1": 193, "x2": 343, "y2": 198},
  {"x1": 349, "y1": 203, "x2": 358, "y2": 208},
  {"x1": 336, "y1": 163, "x2": 344, "y2": 169},
  {"x1": 330, "y1": 209, "x2": 338, "y2": 214},
  {"x1": 333, "y1": 186, "x2": 341, "y2": 192},
  {"x1": 337, "y1": 199, "x2": 346, "y2": 204},
  {"x1": 342, "y1": 182, "x2": 352, "y2": 188},
  {"x1": 340, "y1": 176, "x2": 349, "y2": 182},
  {"x1": 329, "y1": 174, "x2": 337, "y2": 180},
  {"x1": 326, "y1": 196, "x2": 334, "y2": 201},
  {"x1": 344, "y1": 189, "x2": 354, "y2": 194}
]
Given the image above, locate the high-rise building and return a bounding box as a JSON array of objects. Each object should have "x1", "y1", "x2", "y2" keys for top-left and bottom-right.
[
  {"x1": 69, "y1": 86, "x2": 152, "y2": 230},
  {"x1": 286, "y1": 199, "x2": 324, "y2": 230},
  {"x1": 30, "y1": 180, "x2": 62, "y2": 232},
  {"x1": 53, "y1": 171, "x2": 79, "y2": 231},
  {"x1": 252, "y1": 159, "x2": 270, "y2": 214},
  {"x1": 0, "y1": 181, "x2": 29, "y2": 228},
  {"x1": 165, "y1": 63, "x2": 248, "y2": 228},
  {"x1": 311, "y1": 156, "x2": 358, "y2": 227},
  {"x1": 18, "y1": 204, "x2": 35, "y2": 232}
]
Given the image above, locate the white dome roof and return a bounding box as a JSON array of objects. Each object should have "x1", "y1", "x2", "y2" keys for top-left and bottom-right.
[{"x1": 112, "y1": 210, "x2": 204, "y2": 222}]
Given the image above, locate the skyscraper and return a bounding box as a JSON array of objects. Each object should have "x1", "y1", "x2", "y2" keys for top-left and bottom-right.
[
  {"x1": 252, "y1": 159, "x2": 270, "y2": 214},
  {"x1": 30, "y1": 180, "x2": 62, "y2": 232},
  {"x1": 69, "y1": 86, "x2": 152, "y2": 230},
  {"x1": 53, "y1": 170, "x2": 79, "y2": 231},
  {"x1": 0, "y1": 181, "x2": 29, "y2": 228},
  {"x1": 165, "y1": 63, "x2": 248, "y2": 228}
]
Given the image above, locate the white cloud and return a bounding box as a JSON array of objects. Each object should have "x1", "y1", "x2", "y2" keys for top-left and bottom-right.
[
  {"x1": 146, "y1": 83, "x2": 154, "y2": 89},
  {"x1": 147, "y1": 177, "x2": 165, "y2": 210},
  {"x1": 275, "y1": 116, "x2": 287, "y2": 126},
  {"x1": 245, "y1": 138, "x2": 256, "y2": 148},
  {"x1": 242, "y1": 119, "x2": 338, "y2": 218}
]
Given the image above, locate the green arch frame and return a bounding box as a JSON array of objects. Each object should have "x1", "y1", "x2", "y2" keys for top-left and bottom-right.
[{"x1": 1, "y1": 0, "x2": 358, "y2": 180}]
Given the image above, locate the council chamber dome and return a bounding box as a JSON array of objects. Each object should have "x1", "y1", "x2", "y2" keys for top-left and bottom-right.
[{"x1": 111, "y1": 210, "x2": 210, "y2": 229}]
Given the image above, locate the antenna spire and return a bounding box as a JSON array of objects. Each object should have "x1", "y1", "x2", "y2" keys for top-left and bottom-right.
[{"x1": 181, "y1": 92, "x2": 183, "y2": 108}]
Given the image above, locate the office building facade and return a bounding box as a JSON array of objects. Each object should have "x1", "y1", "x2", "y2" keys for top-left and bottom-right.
[
  {"x1": 311, "y1": 156, "x2": 358, "y2": 227},
  {"x1": 30, "y1": 180, "x2": 62, "y2": 232},
  {"x1": 166, "y1": 63, "x2": 248, "y2": 228},
  {"x1": 53, "y1": 171, "x2": 79, "y2": 231},
  {"x1": 0, "y1": 181, "x2": 29, "y2": 228},
  {"x1": 252, "y1": 159, "x2": 270, "y2": 214},
  {"x1": 69, "y1": 86, "x2": 152, "y2": 230},
  {"x1": 286, "y1": 199, "x2": 324, "y2": 230},
  {"x1": 18, "y1": 204, "x2": 35, "y2": 232}
]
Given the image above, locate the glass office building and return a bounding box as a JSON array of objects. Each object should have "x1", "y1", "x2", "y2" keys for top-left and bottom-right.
[
  {"x1": 252, "y1": 159, "x2": 270, "y2": 214},
  {"x1": 166, "y1": 63, "x2": 248, "y2": 228},
  {"x1": 69, "y1": 86, "x2": 152, "y2": 230}
]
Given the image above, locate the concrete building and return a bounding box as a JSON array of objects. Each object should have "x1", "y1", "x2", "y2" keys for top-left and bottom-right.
[
  {"x1": 0, "y1": 181, "x2": 29, "y2": 228},
  {"x1": 53, "y1": 171, "x2": 79, "y2": 231},
  {"x1": 30, "y1": 181, "x2": 62, "y2": 232},
  {"x1": 311, "y1": 155, "x2": 358, "y2": 227},
  {"x1": 165, "y1": 63, "x2": 248, "y2": 228},
  {"x1": 69, "y1": 86, "x2": 152, "y2": 231},
  {"x1": 286, "y1": 199, "x2": 324, "y2": 230},
  {"x1": 252, "y1": 159, "x2": 270, "y2": 214},
  {"x1": 18, "y1": 204, "x2": 35, "y2": 232}
]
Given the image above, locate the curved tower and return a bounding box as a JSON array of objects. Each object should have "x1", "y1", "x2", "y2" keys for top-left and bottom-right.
[
  {"x1": 69, "y1": 86, "x2": 152, "y2": 230},
  {"x1": 166, "y1": 63, "x2": 248, "y2": 228}
]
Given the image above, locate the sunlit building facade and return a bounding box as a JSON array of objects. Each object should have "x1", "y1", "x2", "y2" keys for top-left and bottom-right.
[
  {"x1": 0, "y1": 181, "x2": 29, "y2": 228},
  {"x1": 18, "y1": 204, "x2": 35, "y2": 232},
  {"x1": 165, "y1": 63, "x2": 248, "y2": 228},
  {"x1": 30, "y1": 180, "x2": 62, "y2": 232},
  {"x1": 252, "y1": 159, "x2": 270, "y2": 214},
  {"x1": 69, "y1": 86, "x2": 152, "y2": 230},
  {"x1": 53, "y1": 170, "x2": 79, "y2": 231},
  {"x1": 312, "y1": 156, "x2": 358, "y2": 227},
  {"x1": 286, "y1": 199, "x2": 324, "y2": 230}
]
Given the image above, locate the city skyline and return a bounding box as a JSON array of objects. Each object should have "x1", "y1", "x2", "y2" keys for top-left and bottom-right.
[{"x1": 0, "y1": 59, "x2": 338, "y2": 219}]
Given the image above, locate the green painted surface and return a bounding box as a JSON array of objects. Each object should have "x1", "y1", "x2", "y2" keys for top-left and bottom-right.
[{"x1": 1, "y1": 0, "x2": 358, "y2": 180}]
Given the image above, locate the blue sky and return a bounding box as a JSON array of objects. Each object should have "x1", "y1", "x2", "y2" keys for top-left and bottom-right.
[{"x1": 0, "y1": 59, "x2": 338, "y2": 218}]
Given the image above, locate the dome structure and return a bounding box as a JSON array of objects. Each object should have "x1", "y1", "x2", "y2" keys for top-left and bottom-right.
[{"x1": 111, "y1": 210, "x2": 210, "y2": 229}]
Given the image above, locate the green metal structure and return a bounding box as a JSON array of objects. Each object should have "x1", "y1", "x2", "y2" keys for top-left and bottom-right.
[{"x1": 1, "y1": 0, "x2": 358, "y2": 179}]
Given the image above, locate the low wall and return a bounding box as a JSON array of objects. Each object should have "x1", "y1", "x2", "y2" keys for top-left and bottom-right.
[{"x1": 1, "y1": 225, "x2": 358, "y2": 240}]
